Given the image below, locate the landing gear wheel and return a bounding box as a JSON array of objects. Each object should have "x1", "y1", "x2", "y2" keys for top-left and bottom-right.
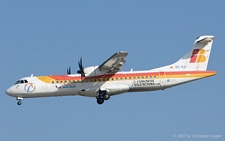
[
  {"x1": 104, "y1": 94, "x2": 110, "y2": 100},
  {"x1": 97, "y1": 98, "x2": 104, "y2": 105},
  {"x1": 16, "y1": 97, "x2": 23, "y2": 106},
  {"x1": 17, "y1": 101, "x2": 22, "y2": 105}
]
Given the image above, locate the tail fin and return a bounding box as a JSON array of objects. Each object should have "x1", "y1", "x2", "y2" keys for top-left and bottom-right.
[{"x1": 153, "y1": 35, "x2": 215, "y2": 71}]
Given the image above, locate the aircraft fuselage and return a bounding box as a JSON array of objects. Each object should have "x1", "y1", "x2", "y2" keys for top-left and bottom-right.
[{"x1": 6, "y1": 70, "x2": 216, "y2": 99}]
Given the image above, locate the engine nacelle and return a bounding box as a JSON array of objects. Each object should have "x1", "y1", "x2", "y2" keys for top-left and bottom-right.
[{"x1": 83, "y1": 66, "x2": 108, "y2": 76}]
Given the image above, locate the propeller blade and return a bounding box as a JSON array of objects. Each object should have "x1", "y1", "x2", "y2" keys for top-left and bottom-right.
[
  {"x1": 67, "y1": 66, "x2": 71, "y2": 75},
  {"x1": 79, "y1": 58, "x2": 83, "y2": 70},
  {"x1": 77, "y1": 57, "x2": 85, "y2": 77}
]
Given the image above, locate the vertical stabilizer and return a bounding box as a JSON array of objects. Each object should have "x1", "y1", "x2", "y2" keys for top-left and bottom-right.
[{"x1": 153, "y1": 35, "x2": 215, "y2": 71}]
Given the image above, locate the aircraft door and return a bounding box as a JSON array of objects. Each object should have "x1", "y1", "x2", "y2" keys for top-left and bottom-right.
[
  {"x1": 39, "y1": 78, "x2": 47, "y2": 92},
  {"x1": 159, "y1": 72, "x2": 166, "y2": 89}
]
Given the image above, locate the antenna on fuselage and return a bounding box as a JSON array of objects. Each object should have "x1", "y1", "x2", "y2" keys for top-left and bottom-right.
[{"x1": 31, "y1": 74, "x2": 33, "y2": 77}]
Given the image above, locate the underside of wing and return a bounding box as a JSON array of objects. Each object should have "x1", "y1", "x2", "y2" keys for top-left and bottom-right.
[{"x1": 99, "y1": 51, "x2": 128, "y2": 74}]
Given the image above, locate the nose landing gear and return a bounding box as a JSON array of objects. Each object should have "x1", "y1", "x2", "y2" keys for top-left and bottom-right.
[
  {"x1": 17, "y1": 101, "x2": 22, "y2": 105},
  {"x1": 17, "y1": 97, "x2": 23, "y2": 105},
  {"x1": 96, "y1": 90, "x2": 110, "y2": 105}
]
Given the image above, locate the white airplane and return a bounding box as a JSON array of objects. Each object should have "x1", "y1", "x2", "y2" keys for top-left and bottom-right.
[{"x1": 6, "y1": 35, "x2": 216, "y2": 105}]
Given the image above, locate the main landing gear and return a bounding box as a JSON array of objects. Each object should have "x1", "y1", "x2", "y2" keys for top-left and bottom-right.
[
  {"x1": 17, "y1": 97, "x2": 23, "y2": 105},
  {"x1": 96, "y1": 90, "x2": 110, "y2": 105}
]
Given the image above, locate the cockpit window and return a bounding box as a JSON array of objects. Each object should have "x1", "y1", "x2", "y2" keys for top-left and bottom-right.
[
  {"x1": 14, "y1": 79, "x2": 28, "y2": 85},
  {"x1": 15, "y1": 80, "x2": 20, "y2": 84}
]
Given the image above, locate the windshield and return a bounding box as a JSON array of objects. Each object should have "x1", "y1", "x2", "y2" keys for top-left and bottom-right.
[
  {"x1": 15, "y1": 80, "x2": 28, "y2": 85},
  {"x1": 15, "y1": 80, "x2": 20, "y2": 84}
]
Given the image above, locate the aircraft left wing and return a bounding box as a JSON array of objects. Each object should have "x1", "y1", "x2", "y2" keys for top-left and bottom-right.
[{"x1": 99, "y1": 51, "x2": 128, "y2": 74}]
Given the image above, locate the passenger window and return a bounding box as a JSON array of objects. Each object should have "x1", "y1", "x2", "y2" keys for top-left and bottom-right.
[
  {"x1": 146, "y1": 76, "x2": 148, "y2": 78},
  {"x1": 142, "y1": 76, "x2": 144, "y2": 79},
  {"x1": 154, "y1": 76, "x2": 156, "y2": 78},
  {"x1": 120, "y1": 78, "x2": 122, "y2": 80},
  {"x1": 134, "y1": 77, "x2": 136, "y2": 79},
  {"x1": 52, "y1": 81, "x2": 54, "y2": 84},
  {"x1": 112, "y1": 78, "x2": 114, "y2": 81}
]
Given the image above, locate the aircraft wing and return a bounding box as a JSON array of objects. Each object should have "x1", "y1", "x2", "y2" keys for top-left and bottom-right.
[{"x1": 99, "y1": 51, "x2": 128, "y2": 74}]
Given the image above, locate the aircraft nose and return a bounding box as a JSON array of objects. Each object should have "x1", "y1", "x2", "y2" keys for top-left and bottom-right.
[{"x1": 5, "y1": 87, "x2": 12, "y2": 95}]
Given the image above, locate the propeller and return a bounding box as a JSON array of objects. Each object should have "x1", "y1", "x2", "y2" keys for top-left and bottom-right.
[
  {"x1": 67, "y1": 67, "x2": 71, "y2": 75},
  {"x1": 77, "y1": 57, "x2": 85, "y2": 77}
]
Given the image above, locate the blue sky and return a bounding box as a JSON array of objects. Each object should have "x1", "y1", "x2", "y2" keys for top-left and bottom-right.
[{"x1": 0, "y1": 1, "x2": 224, "y2": 140}]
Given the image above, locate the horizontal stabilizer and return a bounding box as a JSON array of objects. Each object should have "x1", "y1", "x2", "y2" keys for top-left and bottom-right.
[{"x1": 195, "y1": 36, "x2": 214, "y2": 44}]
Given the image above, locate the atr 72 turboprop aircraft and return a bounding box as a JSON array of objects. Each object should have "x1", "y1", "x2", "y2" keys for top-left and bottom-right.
[{"x1": 6, "y1": 35, "x2": 216, "y2": 105}]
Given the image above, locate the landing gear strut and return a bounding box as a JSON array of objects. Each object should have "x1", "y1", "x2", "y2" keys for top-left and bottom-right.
[
  {"x1": 17, "y1": 97, "x2": 23, "y2": 105},
  {"x1": 96, "y1": 90, "x2": 110, "y2": 105}
]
